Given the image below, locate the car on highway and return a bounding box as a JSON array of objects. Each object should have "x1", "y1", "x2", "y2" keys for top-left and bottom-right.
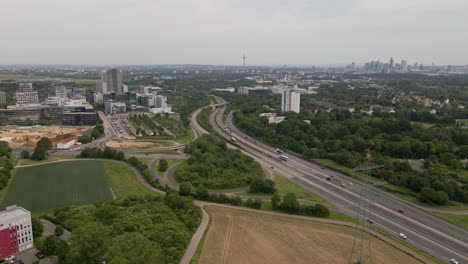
[
  {"x1": 366, "y1": 219, "x2": 374, "y2": 224},
  {"x1": 449, "y1": 259, "x2": 459, "y2": 264},
  {"x1": 321, "y1": 167, "x2": 325, "y2": 170},
  {"x1": 399, "y1": 233, "x2": 407, "y2": 239},
  {"x1": 397, "y1": 209, "x2": 404, "y2": 214},
  {"x1": 270, "y1": 166, "x2": 274, "y2": 169},
  {"x1": 326, "y1": 177, "x2": 331, "y2": 181}
]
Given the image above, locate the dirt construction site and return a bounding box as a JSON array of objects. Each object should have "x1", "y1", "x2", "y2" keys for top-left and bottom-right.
[
  {"x1": 0, "y1": 126, "x2": 92, "y2": 148},
  {"x1": 198, "y1": 206, "x2": 424, "y2": 264}
]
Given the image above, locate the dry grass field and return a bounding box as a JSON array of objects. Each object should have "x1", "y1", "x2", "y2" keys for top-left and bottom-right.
[{"x1": 198, "y1": 206, "x2": 423, "y2": 264}]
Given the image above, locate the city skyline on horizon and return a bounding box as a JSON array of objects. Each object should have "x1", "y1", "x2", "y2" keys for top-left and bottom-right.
[{"x1": 1, "y1": 0, "x2": 468, "y2": 65}]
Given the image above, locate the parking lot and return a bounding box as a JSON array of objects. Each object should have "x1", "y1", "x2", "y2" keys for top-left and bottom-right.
[{"x1": 106, "y1": 114, "x2": 136, "y2": 139}]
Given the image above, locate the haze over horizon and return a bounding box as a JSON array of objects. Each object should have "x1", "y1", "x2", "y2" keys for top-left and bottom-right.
[{"x1": 1, "y1": 0, "x2": 468, "y2": 65}]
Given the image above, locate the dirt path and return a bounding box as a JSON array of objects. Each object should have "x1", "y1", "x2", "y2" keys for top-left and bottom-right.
[{"x1": 179, "y1": 206, "x2": 210, "y2": 264}]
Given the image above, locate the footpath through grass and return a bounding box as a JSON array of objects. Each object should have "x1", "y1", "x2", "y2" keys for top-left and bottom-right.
[{"x1": 1, "y1": 160, "x2": 113, "y2": 214}]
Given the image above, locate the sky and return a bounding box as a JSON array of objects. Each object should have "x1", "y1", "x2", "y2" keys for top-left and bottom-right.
[{"x1": 1, "y1": 0, "x2": 468, "y2": 65}]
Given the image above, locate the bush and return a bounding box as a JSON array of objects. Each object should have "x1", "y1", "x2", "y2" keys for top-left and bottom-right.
[
  {"x1": 32, "y1": 217, "x2": 44, "y2": 238},
  {"x1": 55, "y1": 225, "x2": 64, "y2": 237},
  {"x1": 158, "y1": 159, "x2": 168, "y2": 172},
  {"x1": 20, "y1": 150, "x2": 30, "y2": 159},
  {"x1": 244, "y1": 199, "x2": 262, "y2": 209},
  {"x1": 249, "y1": 178, "x2": 276, "y2": 194},
  {"x1": 179, "y1": 182, "x2": 192, "y2": 196},
  {"x1": 31, "y1": 147, "x2": 47, "y2": 161}
]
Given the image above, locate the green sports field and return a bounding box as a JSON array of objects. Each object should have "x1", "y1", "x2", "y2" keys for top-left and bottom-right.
[{"x1": 1, "y1": 160, "x2": 113, "y2": 214}]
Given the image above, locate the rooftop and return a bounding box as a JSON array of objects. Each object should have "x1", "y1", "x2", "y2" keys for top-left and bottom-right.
[{"x1": 0, "y1": 205, "x2": 30, "y2": 222}]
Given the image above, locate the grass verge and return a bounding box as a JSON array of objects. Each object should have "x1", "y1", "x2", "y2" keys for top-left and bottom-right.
[
  {"x1": 103, "y1": 161, "x2": 155, "y2": 198},
  {"x1": 429, "y1": 211, "x2": 468, "y2": 229}
]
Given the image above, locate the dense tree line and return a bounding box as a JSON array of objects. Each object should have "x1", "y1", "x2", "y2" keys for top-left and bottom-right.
[
  {"x1": 127, "y1": 157, "x2": 164, "y2": 190},
  {"x1": 175, "y1": 134, "x2": 265, "y2": 189},
  {"x1": 223, "y1": 91, "x2": 468, "y2": 205},
  {"x1": 49, "y1": 195, "x2": 200, "y2": 264},
  {"x1": 271, "y1": 193, "x2": 330, "y2": 217},
  {"x1": 79, "y1": 147, "x2": 125, "y2": 161},
  {"x1": 0, "y1": 141, "x2": 13, "y2": 190}
]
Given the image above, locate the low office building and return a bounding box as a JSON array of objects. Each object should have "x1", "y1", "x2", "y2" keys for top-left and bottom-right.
[
  {"x1": 236, "y1": 86, "x2": 271, "y2": 95},
  {"x1": 105, "y1": 100, "x2": 127, "y2": 114},
  {"x1": 15, "y1": 91, "x2": 38, "y2": 104},
  {"x1": 0, "y1": 205, "x2": 33, "y2": 259},
  {"x1": 57, "y1": 137, "x2": 77, "y2": 149},
  {"x1": 61, "y1": 105, "x2": 97, "y2": 125}
]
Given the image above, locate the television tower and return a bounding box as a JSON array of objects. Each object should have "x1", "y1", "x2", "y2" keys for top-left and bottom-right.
[
  {"x1": 348, "y1": 148, "x2": 383, "y2": 264},
  {"x1": 243, "y1": 54, "x2": 246, "y2": 67}
]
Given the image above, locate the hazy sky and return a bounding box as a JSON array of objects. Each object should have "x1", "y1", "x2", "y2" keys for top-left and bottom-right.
[{"x1": 1, "y1": 0, "x2": 468, "y2": 65}]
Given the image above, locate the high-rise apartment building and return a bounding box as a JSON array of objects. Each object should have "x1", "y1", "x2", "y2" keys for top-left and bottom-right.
[
  {"x1": 0, "y1": 91, "x2": 6, "y2": 105},
  {"x1": 98, "y1": 68, "x2": 123, "y2": 94},
  {"x1": 281, "y1": 90, "x2": 300, "y2": 113},
  {"x1": 0, "y1": 205, "x2": 33, "y2": 259},
  {"x1": 401, "y1": 60, "x2": 408, "y2": 72}
]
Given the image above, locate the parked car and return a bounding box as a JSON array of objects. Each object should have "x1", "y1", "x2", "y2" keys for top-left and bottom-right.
[
  {"x1": 326, "y1": 177, "x2": 331, "y2": 181},
  {"x1": 13, "y1": 260, "x2": 24, "y2": 264},
  {"x1": 397, "y1": 209, "x2": 404, "y2": 214},
  {"x1": 449, "y1": 259, "x2": 458, "y2": 264},
  {"x1": 366, "y1": 219, "x2": 374, "y2": 224},
  {"x1": 399, "y1": 233, "x2": 407, "y2": 239},
  {"x1": 35, "y1": 252, "x2": 46, "y2": 259},
  {"x1": 5, "y1": 256, "x2": 16, "y2": 262}
]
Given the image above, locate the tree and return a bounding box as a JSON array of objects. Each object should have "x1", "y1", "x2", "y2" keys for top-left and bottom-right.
[
  {"x1": 280, "y1": 193, "x2": 300, "y2": 213},
  {"x1": 55, "y1": 225, "x2": 64, "y2": 237},
  {"x1": 115, "y1": 151, "x2": 125, "y2": 161},
  {"x1": 179, "y1": 182, "x2": 192, "y2": 196},
  {"x1": 31, "y1": 147, "x2": 47, "y2": 161},
  {"x1": 249, "y1": 178, "x2": 276, "y2": 194},
  {"x1": 106, "y1": 233, "x2": 162, "y2": 263},
  {"x1": 20, "y1": 150, "x2": 30, "y2": 159},
  {"x1": 195, "y1": 184, "x2": 209, "y2": 200},
  {"x1": 32, "y1": 217, "x2": 44, "y2": 238},
  {"x1": 69, "y1": 222, "x2": 110, "y2": 264},
  {"x1": 271, "y1": 192, "x2": 281, "y2": 210},
  {"x1": 36, "y1": 137, "x2": 53, "y2": 150},
  {"x1": 3, "y1": 160, "x2": 13, "y2": 170},
  {"x1": 43, "y1": 235, "x2": 59, "y2": 256},
  {"x1": 78, "y1": 135, "x2": 92, "y2": 144},
  {"x1": 158, "y1": 159, "x2": 168, "y2": 172}
]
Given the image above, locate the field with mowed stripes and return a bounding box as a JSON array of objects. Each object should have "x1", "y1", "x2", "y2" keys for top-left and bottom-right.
[{"x1": 1, "y1": 160, "x2": 113, "y2": 214}]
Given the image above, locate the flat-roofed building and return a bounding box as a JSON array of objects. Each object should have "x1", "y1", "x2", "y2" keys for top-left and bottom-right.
[{"x1": 0, "y1": 205, "x2": 33, "y2": 259}]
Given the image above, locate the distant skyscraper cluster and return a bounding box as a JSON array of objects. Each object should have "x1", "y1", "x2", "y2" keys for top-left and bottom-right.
[
  {"x1": 348, "y1": 58, "x2": 424, "y2": 73},
  {"x1": 96, "y1": 68, "x2": 126, "y2": 94}
]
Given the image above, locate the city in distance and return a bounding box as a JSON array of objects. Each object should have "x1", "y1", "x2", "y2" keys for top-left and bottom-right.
[{"x1": 1, "y1": 0, "x2": 468, "y2": 263}]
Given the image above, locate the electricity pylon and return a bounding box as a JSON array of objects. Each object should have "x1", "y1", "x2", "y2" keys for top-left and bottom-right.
[{"x1": 349, "y1": 148, "x2": 383, "y2": 264}]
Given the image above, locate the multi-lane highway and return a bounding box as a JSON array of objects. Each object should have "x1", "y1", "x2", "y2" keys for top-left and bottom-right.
[{"x1": 207, "y1": 100, "x2": 468, "y2": 263}]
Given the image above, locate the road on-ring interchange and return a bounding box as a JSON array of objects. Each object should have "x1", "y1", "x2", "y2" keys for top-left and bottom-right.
[{"x1": 208, "y1": 97, "x2": 468, "y2": 264}]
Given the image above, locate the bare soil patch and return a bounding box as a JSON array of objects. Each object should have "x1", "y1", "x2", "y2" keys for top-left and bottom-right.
[
  {"x1": 105, "y1": 139, "x2": 153, "y2": 149},
  {"x1": 0, "y1": 126, "x2": 91, "y2": 148}
]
